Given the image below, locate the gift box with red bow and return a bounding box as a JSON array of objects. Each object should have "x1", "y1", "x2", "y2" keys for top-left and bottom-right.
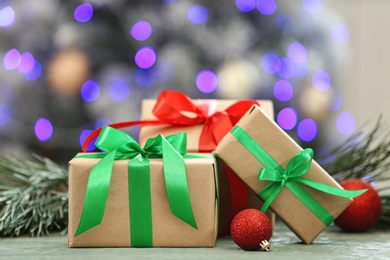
[
  {"x1": 68, "y1": 127, "x2": 218, "y2": 247},
  {"x1": 214, "y1": 105, "x2": 366, "y2": 244},
  {"x1": 138, "y1": 90, "x2": 275, "y2": 236}
]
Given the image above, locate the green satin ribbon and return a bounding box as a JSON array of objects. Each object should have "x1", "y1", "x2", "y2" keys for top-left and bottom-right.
[
  {"x1": 74, "y1": 126, "x2": 197, "y2": 247},
  {"x1": 231, "y1": 125, "x2": 367, "y2": 226}
]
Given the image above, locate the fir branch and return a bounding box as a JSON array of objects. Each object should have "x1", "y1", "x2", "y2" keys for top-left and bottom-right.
[
  {"x1": 0, "y1": 155, "x2": 68, "y2": 237},
  {"x1": 316, "y1": 115, "x2": 390, "y2": 224}
]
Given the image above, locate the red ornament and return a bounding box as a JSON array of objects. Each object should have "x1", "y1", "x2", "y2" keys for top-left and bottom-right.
[
  {"x1": 230, "y1": 208, "x2": 272, "y2": 251},
  {"x1": 335, "y1": 178, "x2": 382, "y2": 232}
]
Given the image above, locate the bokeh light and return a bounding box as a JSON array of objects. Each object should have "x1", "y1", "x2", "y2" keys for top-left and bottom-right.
[
  {"x1": 18, "y1": 52, "x2": 35, "y2": 73},
  {"x1": 277, "y1": 107, "x2": 298, "y2": 130},
  {"x1": 312, "y1": 69, "x2": 330, "y2": 91},
  {"x1": 155, "y1": 60, "x2": 174, "y2": 82},
  {"x1": 329, "y1": 92, "x2": 342, "y2": 111},
  {"x1": 275, "y1": 14, "x2": 293, "y2": 33},
  {"x1": 277, "y1": 57, "x2": 295, "y2": 79},
  {"x1": 135, "y1": 46, "x2": 156, "y2": 69},
  {"x1": 303, "y1": 0, "x2": 322, "y2": 14},
  {"x1": 261, "y1": 53, "x2": 281, "y2": 74},
  {"x1": 135, "y1": 68, "x2": 156, "y2": 87},
  {"x1": 79, "y1": 129, "x2": 96, "y2": 151},
  {"x1": 0, "y1": 104, "x2": 11, "y2": 126},
  {"x1": 236, "y1": 0, "x2": 256, "y2": 12},
  {"x1": 297, "y1": 118, "x2": 318, "y2": 142},
  {"x1": 3, "y1": 49, "x2": 21, "y2": 70},
  {"x1": 109, "y1": 79, "x2": 130, "y2": 102},
  {"x1": 95, "y1": 118, "x2": 111, "y2": 129},
  {"x1": 74, "y1": 3, "x2": 94, "y2": 23},
  {"x1": 332, "y1": 23, "x2": 350, "y2": 44},
  {"x1": 24, "y1": 60, "x2": 42, "y2": 81},
  {"x1": 337, "y1": 112, "x2": 355, "y2": 136},
  {"x1": 188, "y1": 5, "x2": 209, "y2": 24},
  {"x1": 257, "y1": 0, "x2": 277, "y2": 15},
  {"x1": 34, "y1": 118, "x2": 53, "y2": 142},
  {"x1": 81, "y1": 80, "x2": 100, "y2": 102},
  {"x1": 288, "y1": 42, "x2": 308, "y2": 64},
  {"x1": 294, "y1": 63, "x2": 308, "y2": 77},
  {"x1": 131, "y1": 21, "x2": 152, "y2": 41},
  {"x1": 273, "y1": 80, "x2": 293, "y2": 102},
  {"x1": 0, "y1": 6, "x2": 15, "y2": 27},
  {"x1": 196, "y1": 70, "x2": 218, "y2": 93}
]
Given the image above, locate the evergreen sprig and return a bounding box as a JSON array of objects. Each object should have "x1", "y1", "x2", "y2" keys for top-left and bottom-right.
[
  {"x1": 0, "y1": 155, "x2": 68, "y2": 237},
  {"x1": 316, "y1": 115, "x2": 390, "y2": 223}
]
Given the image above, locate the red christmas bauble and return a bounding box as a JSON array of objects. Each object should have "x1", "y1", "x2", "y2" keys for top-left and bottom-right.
[
  {"x1": 230, "y1": 208, "x2": 272, "y2": 251},
  {"x1": 334, "y1": 178, "x2": 382, "y2": 232}
]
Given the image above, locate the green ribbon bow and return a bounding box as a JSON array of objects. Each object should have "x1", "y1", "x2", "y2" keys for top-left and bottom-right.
[
  {"x1": 231, "y1": 125, "x2": 366, "y2": 226},
  {"x1": 74, "y1": 126, "x2": 197, "y2": 247}
]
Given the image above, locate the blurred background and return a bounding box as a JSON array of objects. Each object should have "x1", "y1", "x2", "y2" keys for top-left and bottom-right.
[{"x1": 0, "y1": 0, "x2": 386, "y2": 165}]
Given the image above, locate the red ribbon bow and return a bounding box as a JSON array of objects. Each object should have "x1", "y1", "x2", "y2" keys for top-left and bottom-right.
[{"x1": 82, "y1": 90, "x2": 259, "y2": 152}]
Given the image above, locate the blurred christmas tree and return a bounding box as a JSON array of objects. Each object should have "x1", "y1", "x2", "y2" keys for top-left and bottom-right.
[{"x1": 0, "y1": 0, "x2": 351, "y2": 164}]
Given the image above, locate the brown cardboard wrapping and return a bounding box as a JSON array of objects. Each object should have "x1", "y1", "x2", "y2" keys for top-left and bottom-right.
[
  {"x1": 139, "y1": 99, "x2": 274, "y2": 151},
  {"x1": 214, "y1": 105, "x2": 352, "y2": 244},
  {"x1": 68, "y1": 155, "x2": 218, "y2": 248}
]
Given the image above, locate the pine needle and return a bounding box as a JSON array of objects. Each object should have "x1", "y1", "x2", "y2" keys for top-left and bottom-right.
[{"x1": 0, "y1": 155, "x2": 68, "y2": 237}]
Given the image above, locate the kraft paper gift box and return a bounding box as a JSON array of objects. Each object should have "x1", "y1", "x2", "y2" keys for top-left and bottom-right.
[
  {"x1": 68, "y1": 127, "x2": 218, "y2": 247},
  {"x1": 138, "y1": 90, "x2": 275, "y2": 236},
  {"x1": 214, "y1": 105, "x2": 366, "y2": 244}
]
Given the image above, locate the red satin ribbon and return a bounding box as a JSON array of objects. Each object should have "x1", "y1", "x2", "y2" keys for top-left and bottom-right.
[
  {"x1": 82, "y1": 90, "x2": 259, "y2": 152},
  {"x1": 81, "y1": 90, "x2": 259, "y2": 236}
]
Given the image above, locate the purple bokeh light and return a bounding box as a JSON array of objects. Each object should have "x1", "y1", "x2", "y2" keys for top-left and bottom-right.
[
  {"x1": 277, "y1": 57, "x2": 295, "y2": 79},
  {"x1": 273, "y1": 80, "x2": 293, "y2": 102},
  {"x1": 135, "y1": 68, "x2": 156, "y2": 87},
  {"x1": 131, "y1": 21, "x2": 152, "y2": 41},
  {"x1": 109, "y1": 79, "x2": 130, "y2": 102},
  {"x1": 135, "y1": 47, "x2": 156, "y2": 69},
  {"x1": 337, "y1": 112, "x2": 355, "y2": 136},
  {"x1": 34, "y1": 118, "x2": 53, "y2": 142},
  {"x1": 196, "y1": 70, "x2": 218, "y2": 93},
  {"x1": 275, "y1": 14, "x2": 293, "y2": 33},
  {"x1": 303, "y1": 0, "x2": 322, "y2": 14},
  {"x1": 297, "y1": 118, "x2": 318, "y2": 142},
  {"x1": 257, "y1": 0, "x2": 277, "y2": 15},
  {"x1": 3, "y1": 49, "x2": 21, "y2": 70},
  {"x1": 188, "y1": 5, "x2": 208, "y2": 24},
  {"x1": 332, "y1": 23, "x2": 350, "y2": 44},
  {"x1": 0, "y1": 6, "x2": 15, "y2": 27},
  {"x1": 0, "y1": 104, "x2": 11, "y2": 126},
  {"x1": 24, "y1": 60, "x2": 42, "y2": 81},
  {"x1": 294, "y1": 63, "x2": 308, "y2": 77},
  {"x1": 277, "y1": 107, "x2": 298, "y2": 130},
  {"x1": 329, "y1": 92, "x2": 342, "y2": 111},
  {"x1": 312, "y1": 69, "x2": 330, "y2": 91},
  {"x1": 74, "y1": 3, "x2": 94, "y2": 23},
  {"x1": 261, "y1": 53, "x2": 281, "y2": 74},
  {"x1": 18, "y1": 52, "x2": 35, "y2": 73},
  {"x1": 81, "y1": 80, "x2": 100, "y2": 102},
  {"x1": 79, "y1": 129, "x2": 96, "y2": 151},
  {"x1": 288, "y1": 42, "x2": 308, "y2": 64},
  {"x1": 236, "y1": 0, "x2": 256, "y2": 12}
]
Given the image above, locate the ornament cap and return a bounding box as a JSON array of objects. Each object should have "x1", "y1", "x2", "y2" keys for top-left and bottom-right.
[{"x1": 260, "y1": 240, "x2": 272, "y2": 251}]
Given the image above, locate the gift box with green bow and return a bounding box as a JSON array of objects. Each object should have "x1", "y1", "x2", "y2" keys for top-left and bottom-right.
[
  {"x1": 68, "y1": 126, "x2": 218, "y2": 247},
  {"x1": 214, "y1": 105, "x2": 366, "y2": 244}
]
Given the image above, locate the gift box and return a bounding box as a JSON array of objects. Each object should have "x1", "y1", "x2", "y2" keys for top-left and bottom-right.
[
  {"x1": 68, "y1": 127, "x2": 218, "y2": 247},
  {"x1": 214, "y1": 105, "x2": 365, "y2": 244},
  {"x1": 138, "y1": 91, "x2": 275, "y2": 236}
]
